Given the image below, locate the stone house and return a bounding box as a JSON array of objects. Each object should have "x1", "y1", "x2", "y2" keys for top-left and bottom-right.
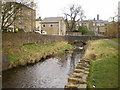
[
  {"x1": 78, "y1": 19, "x2": 109, "y2": 35},
  {"x1": 105, "y1": 22, "x2": 118, "y2": 37},
  {"x1": 76, "y1": 14, "x2": 109, "y2": 36},
  {"x1": 13, "y1": 2, "x2": 36, "y2": 32},
  {"x1": 92, "y1": 20, "x2": 109, "y2": 35},
  {"x1": 3, "y1": 2, "x2": 36, "y2": 32},
  {"x1": 41, "y1": 17, "x2": 66, "y2": 35},
  {"x1": 79, "y1": 20, "x2": 94, "y2": 31}
]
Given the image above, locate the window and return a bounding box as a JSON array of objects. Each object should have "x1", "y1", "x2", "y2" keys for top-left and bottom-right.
[
  {"x1": 43, "y1": 24, "x2": 45, "y2": 27},
  {"x1": 50, "y1": 24, "x2": 53, "y2": 27}
]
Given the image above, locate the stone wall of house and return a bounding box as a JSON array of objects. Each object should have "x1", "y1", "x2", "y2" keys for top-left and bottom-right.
[
  {"x1": 106, "y1": 22, "x2": 118, "y2": 37},
  {"x1": 59, "y1": 19, "x2": 66, "y2": 35},
  {"x1": 41, "y1": 23, "x2": 59, "y2": 35},
  {"x1": 13, "y1": 3, "x2": 36, "y2": 32},
  {"x1": 41, "y1": 19, "x2": 66, "y2": 35}
]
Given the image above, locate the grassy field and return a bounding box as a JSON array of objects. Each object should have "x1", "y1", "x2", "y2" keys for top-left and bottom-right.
[
  {"x1": 3, "y1": 41, "x2": 73, "y2": 69},
  {"x1": 83, "y1": 39, "x2": 118, "y2": 88},
  {"x1": 111, "y1": 38, "x2": 120, "y2": 44}
]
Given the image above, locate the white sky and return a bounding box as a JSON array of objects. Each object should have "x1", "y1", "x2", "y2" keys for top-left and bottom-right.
[{"x1": 35, "y1": 0, "x2": 119, "y2": 20}]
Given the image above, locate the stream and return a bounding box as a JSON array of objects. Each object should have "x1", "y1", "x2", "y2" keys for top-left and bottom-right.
[{"x1": 2, "y1": 47, "x2": 84, "y2": 88}]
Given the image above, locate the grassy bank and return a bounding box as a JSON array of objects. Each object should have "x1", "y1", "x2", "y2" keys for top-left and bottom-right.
[
  {"x1": 3, "y1": 41, "x2": 73, "y2": 70},
  {"x1": 111, "y1": 38, "x2": 120, "y2": 44},
  {"x1": 83, "y1": 39, "x2": 118, "y2": 88}
]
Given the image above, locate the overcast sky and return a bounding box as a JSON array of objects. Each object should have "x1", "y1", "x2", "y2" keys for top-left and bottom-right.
[{"x1": 35, "y1": 0, "x2": 119, "y2": 20}]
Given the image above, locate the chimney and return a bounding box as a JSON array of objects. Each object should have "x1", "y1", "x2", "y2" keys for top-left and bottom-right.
[{"x1": 97, "y1": 14, "x2": 99, "y2": 20}]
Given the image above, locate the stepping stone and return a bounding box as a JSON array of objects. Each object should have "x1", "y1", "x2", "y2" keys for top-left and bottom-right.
[
  {"x1": 80, "y1": 60, "x2": 90, "y2": 64},
  {"x1": 72, "y1": 73, "x2": 83, "y2": 78},
  {"x1": 68, "y1": 77, "x2": 80, "y2": 83},
  {"x1": 79, "y1": 79, "x2": 87, "y2": 84},
  {"x1": 80, "y1": 59, "x2": 89, "y2": 62},
  {"x1": 64, "y1": 83, "x2": 78, "y2": 88},
  {"x1": 84, "y1": 68, "x2": 89, "y2": 71},
  {"x1": 84, "y1": 71, "x2": 89, "y2": 74},
  {"x1": 85, "y1": 62, "x2": 90, "y2": 65},
  {"x1": 76, "y1": 66, "x2": 85, "y2": 69},
  {"x1": 77, "y1": 84, "x2": 87, "y2": 89},
  {"x1": 74, "y1": 69, "x2": 85, "y2": 73},
  {"x1": 68, "y1": 77, "x2": 87, "y2": 84},
  {"x1": 82, "y1": 75, "x2": 88, "y2": 80},
  {"x1": 77, "y1": 63, "x2": 89, "y2": 68}
]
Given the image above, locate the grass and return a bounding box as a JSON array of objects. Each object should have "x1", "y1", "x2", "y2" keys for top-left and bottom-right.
[
  {"x1": 83, "y1": 39, "x2": 118, "y2": 88},
  {"x1": 3, "y1": 41, "x2": 73, "y2": 67},
  {"x1": 111, "y1": 38, "x2": 120, "y2": 44}
]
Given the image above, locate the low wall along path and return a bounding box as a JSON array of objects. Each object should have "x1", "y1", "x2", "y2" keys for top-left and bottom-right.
[{"x1": 2, "y1": 32, "x2": 104, "y2": 47}]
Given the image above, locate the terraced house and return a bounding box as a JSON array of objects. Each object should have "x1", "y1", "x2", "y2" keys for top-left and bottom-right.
[
  {"x1": 1, "y1": 2, "x2": 36, "y2": 32},
  {"x1": 41, "y1": 17, "x2": 66, "y2": 35},
  {"x1": 13, "y1": 2, "x2": 36, "y2": 32}
]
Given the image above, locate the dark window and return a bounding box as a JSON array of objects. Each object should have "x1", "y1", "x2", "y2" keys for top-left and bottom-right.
[
  {"x1": 50, "y1": 25, "x2": 53, "y2": 27},
  {"x1": 43, "y1": 25, "x2": 45, "y2": 27}
]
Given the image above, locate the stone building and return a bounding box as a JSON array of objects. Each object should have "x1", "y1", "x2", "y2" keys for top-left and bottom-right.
[
  {"x1": 78, "y1": 14, "x2": 109, "y2": 36},
  {"x1": 41, "y1": 17, "x2": 66, "y2": 35},
  {"x1": 79, "y1": 20, "x2": 94, "y2": 31},
  {"x1": 13, "y1": 2, "x2": 36, "y2": 32},
  {"x1": 92, "y1": 20, "x2": 109, "y2": 35},
  {"x1": 105, "y1": 22, "x2": 118, "y2": 37},
  {"x1": 2, "y1": 2, "x2": 36, "y2": 32}
]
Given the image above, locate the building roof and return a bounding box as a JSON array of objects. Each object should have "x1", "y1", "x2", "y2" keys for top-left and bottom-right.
[{"x1": 42, "y1": 17, "x2": 64, "y2": 23}]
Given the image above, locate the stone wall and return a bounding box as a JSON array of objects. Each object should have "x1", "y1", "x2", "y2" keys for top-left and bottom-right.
[
  {"x1": 2, "y1": 32, "x2": 65, "y2": 47},
  {"x1": 2, "y1": 32, "x2": 104, "y2": 47},
  {"x1": 65, "y1": 35, "x2": 104, "y2": 43},
  {"x1": 41, "y1": 23, "x2": 59, "y2": 35},
  {"x1": 66, "y1": 31, "x2": 82, "y2": 36}
]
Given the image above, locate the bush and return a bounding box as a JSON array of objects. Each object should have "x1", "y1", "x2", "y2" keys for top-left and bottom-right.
[{"x1": 78, "y1": 26, "x2": 95, "y2": 35}]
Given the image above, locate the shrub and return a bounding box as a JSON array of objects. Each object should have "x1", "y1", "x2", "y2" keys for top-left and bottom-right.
[{"x1": 78, "y1": 26, "x2": 95, "y2": 35}]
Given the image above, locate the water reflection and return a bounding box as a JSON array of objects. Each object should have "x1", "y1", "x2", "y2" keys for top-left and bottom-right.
[{"x1": 2, "y1": 48, "x2": 83, "y2": 88}]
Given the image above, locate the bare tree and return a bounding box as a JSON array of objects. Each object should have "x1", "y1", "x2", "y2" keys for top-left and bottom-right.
[
  {"x1": 63, "y1": 4, "x2": 85, "y2": 31},
  {"x1": 1, "y1": 0, "x2": 36, "y2": 31},
  {"x1": 1, "y1": 2, "x2": 21, "y2": 31}
]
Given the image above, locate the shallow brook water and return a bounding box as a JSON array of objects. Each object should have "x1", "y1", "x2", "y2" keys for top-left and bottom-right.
[{"x1": 3, "y1": 48, "x2": 84, "y2": 88}]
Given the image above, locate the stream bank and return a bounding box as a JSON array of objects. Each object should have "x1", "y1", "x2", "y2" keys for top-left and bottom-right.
[
  {"x1": 65, "y1": 39, "x2": 118, "y2": 89},
  {"x1": 2, "y1": 41, "x2": 73, "y2": 71}
]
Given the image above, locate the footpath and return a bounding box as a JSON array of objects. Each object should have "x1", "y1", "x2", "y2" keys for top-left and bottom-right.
[{"x1": 105, "y1": 39, "x2": 120, "y2": 47}]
